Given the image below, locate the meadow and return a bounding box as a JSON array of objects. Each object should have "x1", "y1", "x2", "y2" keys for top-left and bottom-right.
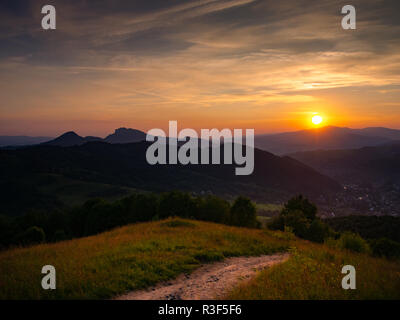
[
  {"x1": 0, "y1": 218, "x2": 399, "y2": 300},
  {"x1": 227, "y1": 230, "x2": 400, "y2": 299},
  {"x1": 0, "y1": 218, "x2": 288, "y2": 299}
]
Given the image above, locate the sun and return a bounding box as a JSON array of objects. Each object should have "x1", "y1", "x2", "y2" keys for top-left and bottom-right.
[{"x1": 312, "y1": 115, "x2": 323, "y2": 125}]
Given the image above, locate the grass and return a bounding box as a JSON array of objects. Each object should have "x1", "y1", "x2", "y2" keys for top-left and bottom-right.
[
  {"x1": 225, "y1": 230, "x2": 400, "y2": 300},
  {"x1": 0, "y1": 218, "x2": 288, "y2": 299},
  {"x1": 257, "y1": 216, "x2": 272, "y2": 227},
  {"x1": 255, "y1": 203, "x2": 283, "y2": 213},
  {"x1": 1, "y1": 218, "x2": 399, "y2": 300}
]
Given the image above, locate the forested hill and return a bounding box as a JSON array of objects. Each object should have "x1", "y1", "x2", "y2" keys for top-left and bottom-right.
[{"x1": 0, "y1": 141, "x2": 341, "y2": 216}]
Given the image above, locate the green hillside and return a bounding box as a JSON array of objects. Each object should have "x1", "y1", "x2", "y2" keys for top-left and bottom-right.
[{"x1": 1, "y1": 218, "x2": 399, "y2": 300}]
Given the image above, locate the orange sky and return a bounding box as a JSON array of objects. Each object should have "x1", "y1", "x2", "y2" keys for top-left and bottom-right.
[{"x1": 0, "y1": 0, "x2": 399, "y2": 137}]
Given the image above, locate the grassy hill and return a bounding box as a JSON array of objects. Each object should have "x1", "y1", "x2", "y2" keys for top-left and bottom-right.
[
  {"x1": 1, "y1": 218, "x2": 399, "y2": 300},
  {"x1": 226, "y1": 237, "x2": 400, "y2": 299}
]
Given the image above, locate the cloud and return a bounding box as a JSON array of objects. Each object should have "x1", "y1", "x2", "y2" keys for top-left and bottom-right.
[{"x1": 0, "y1": 0, "x2": 400, "y2": 135}]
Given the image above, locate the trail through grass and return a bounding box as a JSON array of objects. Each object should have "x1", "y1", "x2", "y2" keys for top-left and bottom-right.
[
  {"x1": 226, "y1": 230, "x2": 400, "y2": 300},
  {"x1": 0, "y1": 218, "x2": 288, "y2": 299}
]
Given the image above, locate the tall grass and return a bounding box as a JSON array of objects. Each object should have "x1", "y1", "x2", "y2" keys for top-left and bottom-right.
[
  {"x1": 0, "y1": 218, "x2": 288, "y2": 299},
  {"x1": 2, "y1": 219, "x2": 399, "y2": 300},
  {"x1": 226, "y1": 230, "x2": 400, "y2": 300}
]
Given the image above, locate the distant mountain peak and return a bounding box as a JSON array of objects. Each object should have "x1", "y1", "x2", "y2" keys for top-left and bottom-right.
[
  {"x1": 61, "y1": 131, "x2": 80, "y2": 137},
  {"x1": 254, "y1": 126, "x2": 399, "y2": 155},
  {"x1": 115, "y1": 127, "x2": 141, "y2": 133},
  {"x1": 44, "y1": 131, "x2": 86, "y2": 147},
  {"x1": 105, "y1": 127, "x2": 146, "y2": 144}
]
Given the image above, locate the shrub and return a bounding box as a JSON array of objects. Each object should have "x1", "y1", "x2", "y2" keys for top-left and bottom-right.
[
  {"x1": 230, "y1": 196, "x2": 259, "y2": 228},
  {"x1": 370, "y1": 238, "x2": 400, "y2": 260},
  {"x1": 53, "y1": 229, "x2": 67, "y2": 242},
  {"x1": 267, "y1": 215, "x2": 285, "y2": 231},
  {"x1": 158, "y1": 191, "x2": 198, "y2": 219},
  {"x1": 268, "y1": 195, "x2": 330, "y2": 243},
  {"x1": 15, "y1": 226, "x2": 46, "y2": 245},
  {"x1": 337, "y1": 232, "x2": 370, "y2": 253},
  {"x1": 281, "y1": 209, "x2": 309, "y2": 239},
  {"x1": 306, "y1": 219, "x2": 330, "y2": 243},
  {"x1": 0, "y1": 214, "x2": 13, "y2": 247},
  {"x1": 121, "y1": 193, "x2": 158, "y2": 223},
  {"x1": 160, "y1": 219, "x2": 196, "y2": 228},
  {"x1": 197, "y1": 195, "x2": 231, "y2": 223},
  {"x1": 281, "y1": 194, "x2": 317, "y2": 221},
  {"x1": 84, "y1": 199, "x2": 125, "y2": 235}
]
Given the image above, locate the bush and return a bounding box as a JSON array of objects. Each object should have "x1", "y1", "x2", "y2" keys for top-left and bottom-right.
[
  {"x1": 267, "y1": 215, "x2": 285, "y2": 231},
  {"x1": 14, "y1": 226, "x2": 46, "y2": 245},
  {"x1": 53, "y1": 229, "x2": 67, "y2": 242},
  {"x1": 197, "y1": 195, "x2": 231, "y2": 223},
  {"x1": 267, "y1": 196, "x2": 330, "y2": 243},
  {"x1": 1, "y1": 191, "x2": 262, "y2": 248},
  {"x1": 160, "y1": 219, "x2": 196, "y2": 228},
  {"x1": 0, "y1": 214, "x2": 13, "y2": 247},
  {"x1": 281, "y1": 195, "x2": 317, "y2": 221},
  {"x1": 84, "y1": 199, "x2": 125, "y2": 235},
  {"x1": 158, "y1": 191, "x2": 198, "y2": 219},
  {"x1": 337, "y1": 232, "x2": 370, "y2": 253},
  {"x1": 121, "y1": 193, "x2": 158, "y2": 223},
  {"x1": 230, "y1": 196, "x2": 259, "y2": 228},
  {"x1": 281, "y1": 209, "x2": 309, "y2": 239},
  {"x1": 370, "y1": 238, "x2": 400, "y2": 260},
  {"x1": 306, "y1": 219, "x2": 330, "y2": 243}
]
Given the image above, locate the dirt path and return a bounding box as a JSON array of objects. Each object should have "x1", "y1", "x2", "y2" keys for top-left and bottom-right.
[{"x1": 115, "y1": 253, "x2": 290, "y2": 300}]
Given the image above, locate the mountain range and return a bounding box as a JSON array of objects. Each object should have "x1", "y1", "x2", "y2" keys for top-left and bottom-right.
[
  {"x1": 0, "y1": 136, "x2": 53, "y2": 147},
  {"x1": 0, "y1": 141, "x2": 340, "y2": 216},
  {"x1": 254, "y1": 126, "x2": 400, "y2": 155},
  {"x1": 290, "y1": 141, "x2": 400, "y2": 187},
  {"x1": 3, "y1": 126, "x2": 400, "y2": 155},
  {"x1": 42, "y1": 128, "x2": 147, "y2": 147}
]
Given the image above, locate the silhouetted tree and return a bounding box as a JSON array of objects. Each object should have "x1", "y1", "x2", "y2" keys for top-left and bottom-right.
[
  {"x1": 269, "y1": 195, "x2": 330, "y2": 243},
  {"x1": 230, "y1": 196, "x2": 258, "y2": 228},
  {"x1": 197, "y1": 195, "x2": 231, "y2": 223},
  {"x1": 158, "y1": 191, "x2": 198, "y2": 219},
  {"x1": 14, "y1": 226, "x2": 46, "y2": 245}
]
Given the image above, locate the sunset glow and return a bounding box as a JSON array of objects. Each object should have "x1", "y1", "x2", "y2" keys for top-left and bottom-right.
[
  {"x1": 312, "y1": 115, "x2": 323, "y2": 126},
  {"x1": 0, "y1": 1, "x2": 399, "y2": 137}
]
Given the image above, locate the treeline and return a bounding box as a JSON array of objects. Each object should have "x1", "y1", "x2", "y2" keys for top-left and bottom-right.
[
  {"x1": 268, "y1": 195, "x2": 400, "y2": 260},
  {"x1": 324, "y1": 215, "x2": 400, "y2": 243},
  {"x1": 268, "y1": 195, "x2": 333, "y2": 243},
  {"x1": 2, "y1": 191, "x2": 399, "y2": 260},
  {"x1": 0, "y1": 191, "x2": 259, "y2": 249}
]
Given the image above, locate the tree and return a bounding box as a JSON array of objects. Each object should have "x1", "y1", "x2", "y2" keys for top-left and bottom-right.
[
  {"x1": 282, "y1": 209, "x2": 309, "y2": 239},
  {"x1": 306, "y1": 219, "x2": 330, "y2": 243},
  {"x1": 281, "y1": 195, "x2": 317, "y2": 221},
  {"x1": 121, "y1": 193, "x2": 158, "y2": 223},
  {"x1": 0, "y1": 214, "x2": 13, "y2": 247},
  {"x1": 268, "y1": 195, "x2": 330, "y2": 243},
  {"x1": 230, "y1": 196, "x2": 258, "y2": 228},
  {"x1": 15, "y1": 226, "x2": 46, "y2": 245},
  {"x1": 197, "y1": 195, "x2": 231, "y2": 223},
  {"x1": 370, "y1": 238, "x2": 400, "y2": 259},
  {"x1": 158, "y1": 191, "x2": 198, "y2": 219}
]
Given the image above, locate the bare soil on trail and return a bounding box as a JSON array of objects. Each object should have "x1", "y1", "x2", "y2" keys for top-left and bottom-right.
[{"x1": 115, "y1": 253, "x2": 290, "y2": 300}]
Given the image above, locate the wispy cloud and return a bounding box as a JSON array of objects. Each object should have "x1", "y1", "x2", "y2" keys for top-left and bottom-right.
[{"x1": 0, "y1": 0, "x2": 400, "y2": 135}]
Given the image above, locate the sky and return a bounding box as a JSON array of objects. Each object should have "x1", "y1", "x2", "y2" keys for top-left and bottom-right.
[{"x1": 0, "y1": 0, "x2": 400, "y2": 137}]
